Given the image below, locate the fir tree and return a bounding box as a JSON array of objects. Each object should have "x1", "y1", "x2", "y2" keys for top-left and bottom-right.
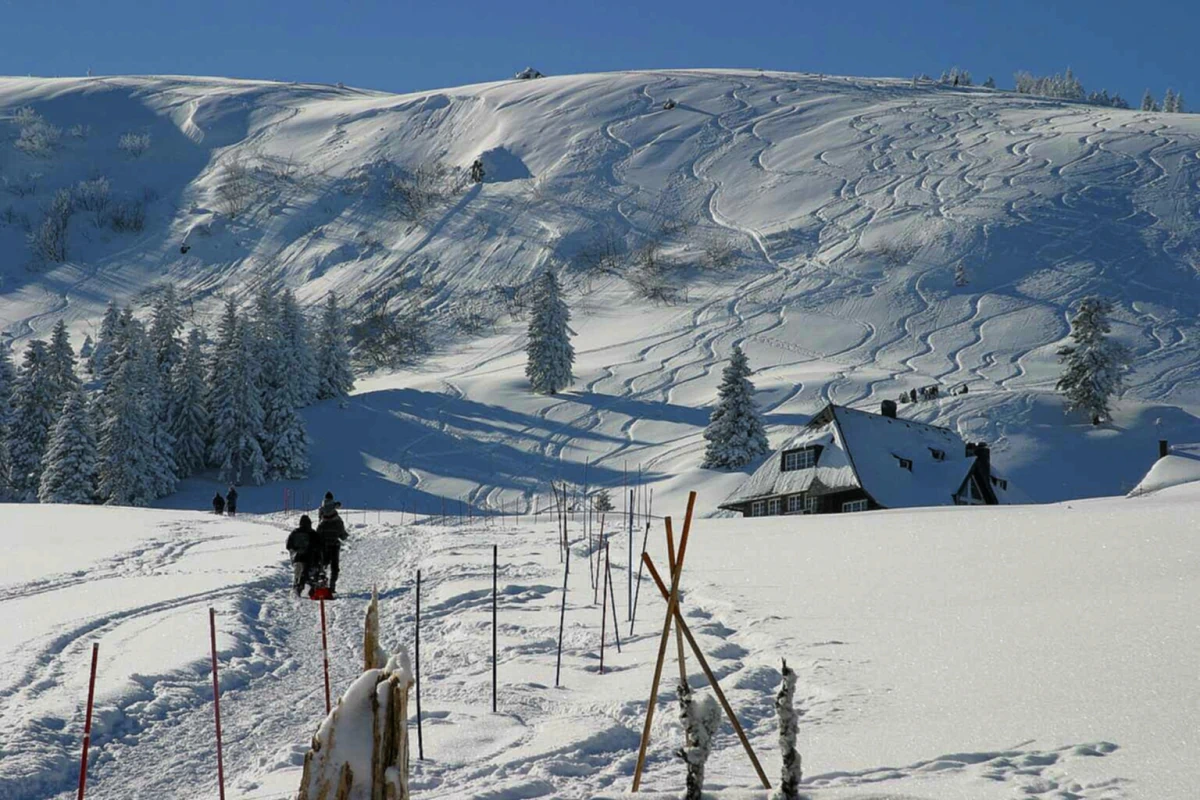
[
  {"x1": 525, "y1": 270, "x2": 574, "y2": 395},
  {"x1": 1163, "y1": 88, "x2": 1177, "y2": 113},
  {"x1": 89, "y1": 300, "x2": 121, "y2": 377},
  {"x1": 773, "y1": 659, "x2": 803, "y2": 800},
  {"x1": 701, "y1": 345, "x2": 770, "y2": 469},
  {"x1": 316, "y1": 292, "x2": 355, "y2": 400},
  {"x1": 1056, "y1": 297, "x2": 1131, "y2": 425},
  {"x1": 0, "y1": 347, "x2": 17, "y2": 499},
  {"x1": 8, "y1": 341, "x2": 58, "y2": 500},
  {"x1": 592, "y1": 488, "x2": 614, "y2": 514},
  {"x1": 149, "y1": 284, "x2": 185, "y2": 378},
  {"x1": 79, "y1": 334, "x2": 94, "y2": 364},
  {"x1": 39, "y1": 388, "x2": 98, "y2": 504},
  {"x1": 47, "y1": 319, "x2": 80, "y2": 411},
  {"x1": 1141, "y1": 88, "x2": 1157, "y2": 111},
  {"x1": 171, "y1": 328, "x2": 210, "y2": 478},
  {"x1": 280, "y1": 289, "x2": 318, "y2": 406},
  {"x1": 254, "y1": 287, "x2": 309, "y2": 480},
  {"x1": 1175, "y1": 93, "x2": 1185, "y2": 113},
  {"x1": 208, "y1": 298, "x2": 267, "y2": 485}
]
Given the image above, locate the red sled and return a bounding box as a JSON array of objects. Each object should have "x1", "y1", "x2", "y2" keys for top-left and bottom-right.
[{"x1": 309, "y1": 587, "x2": 334, "y2": 600}]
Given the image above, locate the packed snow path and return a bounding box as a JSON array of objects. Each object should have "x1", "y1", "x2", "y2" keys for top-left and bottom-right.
[{"x1": 8, "y1": 495, "x2": 1197, "y2": 799}]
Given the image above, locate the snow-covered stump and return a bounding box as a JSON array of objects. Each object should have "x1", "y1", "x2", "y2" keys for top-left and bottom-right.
[
  {"x1": 676, "y1": 681, "x2": 720, "y2": 800},
  {"x1": 773, "y1": 659, "x2": 803, "y2": 800},
  {"x1": 297, "y1": 652, "x2": 415, "y2": 800},
  {"x1": 363, "y1": 588, "x2": 387, "y2": 672}
]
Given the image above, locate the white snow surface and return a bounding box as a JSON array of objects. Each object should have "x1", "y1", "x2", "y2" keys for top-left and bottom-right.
[
  {"x1": 2, "y1": 70, "x2": 1200, "y2": 511},
  {"x1": 3, "y1": 490, "x2": 1198, "y2": 799}
]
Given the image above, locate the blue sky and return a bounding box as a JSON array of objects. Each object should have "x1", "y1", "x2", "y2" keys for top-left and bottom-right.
[{"x1": 3, "y1": 0, "x2": 1196, "y2": 104}]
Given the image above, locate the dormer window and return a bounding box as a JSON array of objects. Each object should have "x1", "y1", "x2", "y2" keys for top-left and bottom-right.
[
  {"x1": 781, "y1": 446, "x2": 820, "y2": 472},
  {"x1": 991, "y1": 476, "x2": 1008, "y2": 491},
  {"x1": 896, "y1": 456, "x2": 913, "y2": 471},
  {"x1": 929, "y1": 448, "x2": 945, "y2": 461}
]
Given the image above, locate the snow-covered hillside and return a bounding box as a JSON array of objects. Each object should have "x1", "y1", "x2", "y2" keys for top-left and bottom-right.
[
  {"x1": 4, "y1": 488, "x2": 1197, "y2": 799},
  {"x1": 4, "y1": 70, "x2": 1200, "y2": 508}
]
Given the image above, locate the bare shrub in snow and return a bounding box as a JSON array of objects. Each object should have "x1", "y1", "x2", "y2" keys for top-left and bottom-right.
[
  {"x1": 383, "y1": 162, "x2": 462, "y2": 220},
  {"x1": 866, "y1": 240, "x2": 917, "y2": 268},
  {"x1": 69, "y1": 123, "x2": 91, "y2": 139},
  {"x1": 1, "y1": 206, "x2": 31, "y2": 230},
  {"x1": 627, "y1": 241, "x2": 682, "y2": 304},
  {"x1": 492, "y1": 282, "x2": 536, "y2": 319},
  {"x1": 676, "y1": 681, "x2": 721, "y2": 800},
  {"x1": 574, "y1": 225, "x2": 626, "y2": 287},
  {"x1": 28, "y1": 188, "x2": 74, "y2": 263},
  {"x1": 108, "y1": 199, "x2": 146, "y2": 233},
  {"x1": 774, "y1": 659, "x2": 803, "y2": 799},
  {"x1": 215, "y1": 155, "x2": 256, "y2": 216},
  {"x1": 72, "y1": 176, "x2": 111, "y2": 226},
  {"x1": 450, "y1": 297, "x2": 495, "y2": 335},
  {"x1": 13, "y1": 107, "x2": 62, "y2": 158},
  {"x1": 118, "y1": 131, "x2": 151, "y2": 157},
  {"x1": 4, "y1": 171, "x2": 41, "y2": 197},
  {"x1": 703, "y1": 237, "x2": 737, "y2": 272},
  {"x1": 350, "y1": 301, "x2": 432, "y2": 370}
]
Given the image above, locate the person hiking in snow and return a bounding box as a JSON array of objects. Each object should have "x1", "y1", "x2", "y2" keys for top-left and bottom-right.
[
  {"x1": 316, "y1": 492, "x2": 348, "y2": 595},
  {"x1": 226, "y1": 486, "x2": 239, "y2": 516},
  {"x1": 286, "y1": 514, "x2": 319, "y2": 597},
  {"x1": 212, "y1": 492, "x2": 226, "y2": 515}
]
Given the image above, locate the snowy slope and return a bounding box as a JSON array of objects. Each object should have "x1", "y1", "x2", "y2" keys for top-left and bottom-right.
[
  {"x1": 4, "y1": 488, "x2": 1197, "y2": 799},
  {"x1": 4, "y1": 71, "x2": 1200, "y2": 509}
]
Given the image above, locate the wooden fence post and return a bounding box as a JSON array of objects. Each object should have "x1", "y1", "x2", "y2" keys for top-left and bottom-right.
[
  {"x1": 77, "y1": 642, "x2": 99, "y2": 800},
  {"x1": 319, "y1": 599, "x2": 332, "y2": 715},
  {"x1": 555, "y1": 546, "x2": 570, "y2": 687}
]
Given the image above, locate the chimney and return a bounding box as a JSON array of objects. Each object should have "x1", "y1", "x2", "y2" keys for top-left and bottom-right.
[
  {"x1": 880, "y1": 399, "x2": 897, "y2": 419},
  {"x1": 1159, "y1": 439, "x2": 1169, "y2": 460},
  {"x1": 965, "y1": 442, "x2": 976, "y2": 458},
  {"x1": 973, "y1": 442, "x2": 991, "y2": 476}
]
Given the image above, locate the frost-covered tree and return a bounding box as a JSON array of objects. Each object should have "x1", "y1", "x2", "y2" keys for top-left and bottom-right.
[
  {"x1": 254, "y1": 288, "x2": 309, "y2": 480},
  {"x1": 983, "y1": 76, "x2": 996, "y2": 89},
  {"x1": 0, "y1": 347, "x2": 17, "y2": 499},
  {"x1": 316, "y1": 292, "x2": 355, "y2": 401},
  {"x1": 47, "y1": 319, "x2": 80, "y2": 411},
  {"x1": 1175, "y1": 93, "x2": 1185, "y2": 113},
  {"x1": 170, "y1": 328, "x2": 210, "y2": 478},
  {"x1": 79, "y1": 334, "x2": 94, "y2": 364},
  {"x1": 39, "y1": 388, "x2": 98, "y2": 504},
  {"x1": 592, "y1": 488, "x2": 614, "y2": 514},
  {"x1": 1056, "y1": 297, "x2": 1131, "y2": 425},
  {"x1": 1141, "y1": 88, "x2": 1158, "y2": 111},
  {"x1": 89, "y1": 301, "x2": 122, "y2": 377},
  {"x1": 7, "y1": 340, "x2": 57, "y2": 500},
  {"x1": 773, "y1": 659, "x2": 803, "y2": 800},
  {"x1": 280, "y1": 289, "x2": 317, "y2": 406},
  {"x1": 525, "y1": 270, "x2": 574, "y2": 395},
  {"x1": 676, "y1": 681, "x2": 721, "y2": 800},
  {"x1": 701, "y1": 345, "x2": 770, "y2": 469},
  {"x1": 208, "y1": 298, "x2": 267, "y2": 485},
  {"x1": 149, "y1": 284, "x2": 185, "y2": 378},
  {"x1": 1163, "y1": 88, "x2": 1178, "y2": 113}
]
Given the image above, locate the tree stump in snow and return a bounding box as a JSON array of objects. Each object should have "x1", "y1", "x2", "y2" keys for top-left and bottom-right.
[{"x1": 298, "y1": 651, "x2": 414, "y2": 800}]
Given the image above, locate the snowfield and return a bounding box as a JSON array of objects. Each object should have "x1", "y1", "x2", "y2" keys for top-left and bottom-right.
[{"x1": 3, "y1": 488, "x2": 1197, "y2": 799}]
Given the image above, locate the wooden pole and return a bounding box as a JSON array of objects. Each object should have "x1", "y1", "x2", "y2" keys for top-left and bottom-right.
[
  {"x1": 415, "y1": 569, "x2": 424, "y2": 760},
  {"x1": 605, "y1": 541, "x2": 621, "y2": 653},
  {"x1": 631, "y1": 491, "x2": 696, "y2": 792},
  {"x1": 664, "y1": 519, "x2": 687, "y2": 690},
  {"x1": 599, "y1": 539, "x2": 610, "y2": 674},
  {"x1": 641, "y1": 554, "x2": 771, "y2": 790},
  {"x1": 209, "y1": 609, "x2": 227, "y2": 800},
  {"x1": 319, "y1": 599, "x2": 332, "y2": 715},
  {"x1": 629, "y1": 520, "x2": 651, "y2": 636},
  {"x1": 77, "y1": 642, "x2": 99, "y2": 800},
  {"x1": 555, "y1": 546, "x2": 570, "y2": 687},
  {"x1": 492, "y1": 544, "x2": 498, "y2": 713}
]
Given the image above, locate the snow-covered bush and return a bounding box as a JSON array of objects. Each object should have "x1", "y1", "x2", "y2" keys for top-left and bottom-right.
[
  {"x1": 676, "y1": 681, "x2": 721, "y2": 800},
  {"x1": 13, "y1": 107, "x2": 62, "y2": 158},
  {"x1": 773, "y1": 659, "x2": 803, "y2": 800},
  {"x1": 108, "y1": 199, "x2": 145, "y2": 232},
  {"x1": 69, "y1": 123, "x2": 91, "y2": 139},
  {"x1": 28, "y1": 189, "x2": 74, "y2": 263},
  {"x1": 1056, "y1": 296, "x2": 1131, "y2": 425},
  {"x1": 118, "y1": 131, "x2": 151, "y2": 158},
  {"x1": 702, "y1": 345, "x2": 770, "y2": 469},
  {"x1": 72, "y1": 176, "x2": 111, "y2": 226},
  {"x1": 1014, "y1": 68, "x2": 1085, "y2": 100},
  {"x1": 939, "y1": 67, "x2": 972, "y2": 86}
]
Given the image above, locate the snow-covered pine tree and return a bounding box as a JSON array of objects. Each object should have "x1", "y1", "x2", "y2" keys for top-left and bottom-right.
[
  {"x1": 1163, "y1": 88, "x2": 1177, "y2": 113},
  {"x1": 79, "y1": 334, "x2": 94, "y2": 364},
  {"x1": 7, "y1": 340, "x2": 57, "y2": 500},
  {"x1": 1175, "y1": 93, "x2": 1185, "y2": 113},
  {"x1": 676, "y1": 681, "x2": 721, "y2": 800},
  {"x1": 280, "y1": 289, "x2": 317, "y2": 407},
  {"x1": 135, "y1": 323, "x2": 178, "y2": 499},
  {"x1": 208, "y1": 298, "x2": 268, "y2": 485},
  {"x1": 1141, "y1": 88, "x2": 1157, "y2": 111},
  {"x1": 89, "y1": 300, "x2": 121, "y2": 377},
  {"x1": 316, "y1": 292, "x2": 355, "y2": 401},
  {"x1": 701, "y1": 345, "x2": 770, "y2": 469},
  {"x1": 38, "y1": 387, "x2": 98, "y2": 504},
  {"x1": 171, "y1": 328, "x2": 210, "y2": 478},
  {"x1": 47, "y1": 319, "x2": 80, "y2": 411},
  {"x1": 0, "y1": 347, "x2": 17, "y2": 500},
  {"x1": 97, "y1": 339, "x2": 157, "y2": 506},
  {"x1": 773, "y1": 659, "x2": 803, "y2": 800},
  {"x1": 148, "y1": 284, "x2": 185, "y2": 378},
  {"x1": 983, "y1": 76, "x2": 996, "y2": 89},
  {"x1": 254, "y1": 287, "x2": 309, "y2": 480},
  {"x1": 592, "y1": 488, "x2": 614, "y2": 514},
  {"x1": 525, "y1": 270, "x2": 574, "y2": 395},
  {"x1": 954, "y1": 263, "x2": 969, "y2": 287},
  {"x1": 1056, "y1": 297, "x2": 1131, "y2": 425}
]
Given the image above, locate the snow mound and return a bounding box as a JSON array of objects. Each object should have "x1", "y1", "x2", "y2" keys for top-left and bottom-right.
[{"x1": 1129, "y1": 452, "x2": 1200, "y2": 496}]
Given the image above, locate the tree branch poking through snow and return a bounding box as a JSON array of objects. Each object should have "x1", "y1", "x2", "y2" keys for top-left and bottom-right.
[
  {"x1": 677, "y1": 681, "x2": 721, "y2": 800},
  {"x1": 773, "y1": 658, "x2": 803, "y2": 800}
]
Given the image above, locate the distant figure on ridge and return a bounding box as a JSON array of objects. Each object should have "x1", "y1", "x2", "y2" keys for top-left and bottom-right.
[
  {"x1": 225, "y1": 486, "x2": 239, "y2": 517},
  {"x1": 212, "y1": 492, "x2": 226, "y2": 515}
]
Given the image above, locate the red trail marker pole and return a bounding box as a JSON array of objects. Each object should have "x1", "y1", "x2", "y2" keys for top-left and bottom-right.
[
  {"x1": 319, "y1": 599, "x2": 332, "y2": 714},
  {"x1": 77, "y1": 642, "x2": 99, "y2": 800},
  {"x1": 209, "y1": 609, "x2": 227, "y2": 800}
]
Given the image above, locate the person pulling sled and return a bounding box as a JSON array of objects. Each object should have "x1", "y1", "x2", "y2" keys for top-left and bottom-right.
[
  {"x1": 286, "y1": 514, "x2": 323, "y2": 597},
  {"x1": 316, "y1": 492, "x2": 348, "y2": 597}
]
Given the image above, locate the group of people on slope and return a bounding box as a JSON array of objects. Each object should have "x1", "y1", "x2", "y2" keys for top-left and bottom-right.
[
  {"x1": 211, "y1": 486, "x2": 238, "y2": 516},
  {"x1": 286, "y1": 492, "x2": 349, "y2": 597}
]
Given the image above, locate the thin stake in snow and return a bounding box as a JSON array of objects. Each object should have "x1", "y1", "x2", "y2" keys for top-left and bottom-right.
[
  {"x1": 629, "y1": 520, "x2": 651, "y2": 637},
  {"x1": 209, "y1": 609, "x2": 227, "y2": 800},
  {"x1": 492, "y1": 544, "x2": 498, "y2": 714},
  {"x1": 627, "y1": 489, "x2": 634, "y2": 620},
  {"x1": 77, "y1": 642, "x2": 98, "y2": 800},
  {"x1": 606, "y1": 540, "x2": 622, "y2": 653},
  {"x1": 319, "y1": 599, "x2": 332, "y2": 714},
  {"x1": 555, "y1": 545, "x2": 570, "y2": 687},
  {"x1": 416, "y1": 570, "x2": 424, "y2": 760},
  {"x1": 665, "y1": 518, "x2": 687, "y2": 689}
]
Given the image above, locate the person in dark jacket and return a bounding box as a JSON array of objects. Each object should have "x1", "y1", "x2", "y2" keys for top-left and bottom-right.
[
  {"x1": 212, "y1": 492, "x2": 226, "y2": 515},
  {"x1": 316, "y1": 494, "x2": 348, "y2": 594},
  {"x1": 225, "y1": 486, "x2": 239, "y2": 516},
  {"x1": 286, "y1": 515, "x2": 319, "y2": 596}
]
